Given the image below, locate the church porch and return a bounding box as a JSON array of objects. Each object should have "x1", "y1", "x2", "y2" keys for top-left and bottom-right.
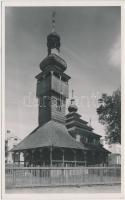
[{"x1": 12, "y1": 147, "x2": 87, "y2": 167}]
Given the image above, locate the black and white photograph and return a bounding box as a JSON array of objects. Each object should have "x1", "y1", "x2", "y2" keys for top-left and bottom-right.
[{"x1": 1, "y1": 2, "x2": 123, "y2": 198}]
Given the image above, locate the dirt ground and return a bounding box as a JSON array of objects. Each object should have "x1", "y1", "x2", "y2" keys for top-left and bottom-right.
[{"x1": 6, "y1": 184, "x2": 121, "y2": 193}]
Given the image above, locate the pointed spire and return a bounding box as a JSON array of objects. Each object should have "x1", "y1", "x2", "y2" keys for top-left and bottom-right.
[
  {"x1": 47, "y1": 10, "x2": 60, "y2": 55},
  {"x1": 52, "y1": 11, "x2": 56, "y2": 32}
]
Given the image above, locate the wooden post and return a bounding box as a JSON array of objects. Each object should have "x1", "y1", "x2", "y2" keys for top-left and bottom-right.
[
  {"x1": 39, "y1": 148, "x2": 43, "y2": 166},
  {"x1": 50, "y1": 146, "x2": 53, "y2": 167},
  {"x1": 23, "y1": 150, "x2": 26, "y2": 167},
  {"x1": 92, "y1": 151, "x2": 95, "y2": 166},
  {"x1": 84, "y1": 151, "x2": 87, "y2": 166},
  {"x1": 74, "y1": 151, "x2": 76, "y2": 167},
  {"x1": 62, "y1": 149, "x2": 64, "y2": 167},
  {"x1": 18, "y1": 152, "x2": 20, "y2": 166},
  {"x1": 103, "y1": 153, "x2": 105, "y2": 167},
  {"x1": 31, "y1": 149, "x2": 35, "y2": 166},
  {"x1": 71, "y1": 149, "x2": 76, "y2": 167},
  {"x1": 31, "y1": 150, "x2": 33, "y2": 166},
  {"x1": 60, "y1": 148, "x2": 65, "y2": 167},
  {"x1": 106, "y1": 154, "x2": 108, "y2": 166}
]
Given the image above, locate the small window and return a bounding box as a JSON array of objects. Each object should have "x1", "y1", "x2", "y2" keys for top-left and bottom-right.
[{"x1": 76, "y1": 134, "x2": 80, "y2": 142}]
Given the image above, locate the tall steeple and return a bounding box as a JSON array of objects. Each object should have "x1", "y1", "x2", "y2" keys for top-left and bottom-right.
[{"x1": 36, "y1": 12, "x2": 71, "y2": 126}]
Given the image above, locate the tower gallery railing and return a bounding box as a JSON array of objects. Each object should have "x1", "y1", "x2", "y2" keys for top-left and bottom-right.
[
  {"x1": 51, "y1": 75, "x2": 69, "y2": 98},
  {"x1": 5, "y1": 166, "x2": 121, "y2": 188}
]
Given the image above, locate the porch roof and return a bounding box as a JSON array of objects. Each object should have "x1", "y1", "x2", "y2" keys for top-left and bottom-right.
[
  {"x1": 85, "y1": 143, "x2": 110, "y2": 153},
  {"x1": 12, "y1": 120, "x2": 88, "y2": 151}
]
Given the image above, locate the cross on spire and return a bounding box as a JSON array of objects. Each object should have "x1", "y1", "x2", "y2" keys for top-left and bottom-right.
[
  {"x1": 68, "y1": 89, "x2": 78, "y2": 112},
  {"x1": 52, "y1": 11, "x2": 56, "y2": 32},
  {"x1": 47, "y1": 10, "x2": 60, "y2": 55},
  {"x1": 71, "y1": 89, "x2": 75, "y2": 104}
]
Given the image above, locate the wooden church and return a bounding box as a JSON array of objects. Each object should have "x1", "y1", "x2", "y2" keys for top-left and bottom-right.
[{"x1": 12, "y1": 13, "x2": 109, "y2": 167}]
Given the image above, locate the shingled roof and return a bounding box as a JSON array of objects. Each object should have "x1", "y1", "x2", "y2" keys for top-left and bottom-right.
[{"x1": 12, "y1": 120, "x2": 87, "y2": 151}]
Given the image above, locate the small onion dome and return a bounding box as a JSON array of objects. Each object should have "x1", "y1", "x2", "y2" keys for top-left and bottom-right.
[
  {"x1": 68, "y1": 99, "x2": 78, "y2": 113},
  {"x1": 47, "y1": 32, "x2": 60, "y2": 54},
  {"x1": 40, "y1": 54, "x2": 67, "y2": 72}
]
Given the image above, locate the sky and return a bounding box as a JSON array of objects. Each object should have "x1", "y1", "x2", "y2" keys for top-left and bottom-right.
[{"x1": 5, "y1": 7, "x2": 121, "y2": 139}]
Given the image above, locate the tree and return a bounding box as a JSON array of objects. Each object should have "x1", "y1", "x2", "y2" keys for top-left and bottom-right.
[{"x1": 97, "y1": 88, "x2": 121, "y2": 144}]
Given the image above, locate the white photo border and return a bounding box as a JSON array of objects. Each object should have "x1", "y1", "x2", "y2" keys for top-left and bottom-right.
[{"x1": 1, "y1": 1, "x2": 125, "y2": 200}]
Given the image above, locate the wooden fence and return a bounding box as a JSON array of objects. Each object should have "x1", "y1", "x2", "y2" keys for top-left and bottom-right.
[{"x1": 5, "y1": 166, "x2": 121, "y2": 188}]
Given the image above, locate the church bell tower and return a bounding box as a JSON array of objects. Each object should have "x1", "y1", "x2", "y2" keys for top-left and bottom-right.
[{"x1": 36, "y1": 12, "x2": 71, "y2": 126}]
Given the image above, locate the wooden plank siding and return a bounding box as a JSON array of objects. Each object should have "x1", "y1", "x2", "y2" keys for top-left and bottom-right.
[
  {"x1": 51, "y1": 103, "x2": 66, "y2": 124},
  {"x1": 51, "y1": 75, "x2": 69, "y2": 98}
]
